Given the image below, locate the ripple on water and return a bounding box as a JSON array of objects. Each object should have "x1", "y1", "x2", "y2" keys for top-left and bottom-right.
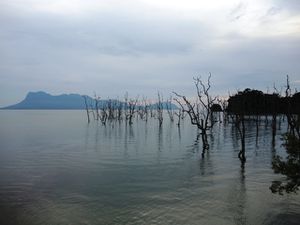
[{"x1": 0, "y1": 111, "x2": 299, "y2": 225}]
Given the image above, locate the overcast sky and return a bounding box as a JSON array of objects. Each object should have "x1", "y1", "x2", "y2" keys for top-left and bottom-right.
[{"x1": 0, "y1": 0, "x2": 299, "y2": 106}]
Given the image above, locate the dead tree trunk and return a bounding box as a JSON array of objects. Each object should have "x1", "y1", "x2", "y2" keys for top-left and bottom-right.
[
  {"x1": 157, "y1": 92, "x2": 164, "y2": 127},
  {"x1": 236, "y1": 114, "x2": 246, "y2": 162},
  {"x1": 82, "y1": 95, "x2": 90, "y2": 123},
  {"x1": 116, "y1": 98, "x2": 123, "y2": 121},
  {"x1": 166, "y1": 96, "x2": 174, "y2": 122},
  {"x1": 94, "y1": 94, "x2": 100, "y2": 121},
  {"x1": 100, "y1": 102, "x2": 108, "y2": 125},
  {"x1": 285, "y1": 75, "x2": 300, "y2": 138},
  {"x1": 126, "y1": 95, "x2": 138, "y2": 125},
  {"x1": 175, "y1": 109, "x2": 183, "y2": 126}
]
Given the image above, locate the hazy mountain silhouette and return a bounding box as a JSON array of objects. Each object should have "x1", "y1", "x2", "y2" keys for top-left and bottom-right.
[
  {"x1": 2, "y1": 91, "x2": 178, "y2": 110},
  {"x1": 2, "y1": 91, "x2": 90, "y2": 109}
]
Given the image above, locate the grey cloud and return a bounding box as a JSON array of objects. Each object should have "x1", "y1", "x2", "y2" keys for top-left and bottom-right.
[
  {"x1": 271, "y1": 0, "x2": 300, "y2": 14},
  {"x1": 229, "y1": 2, "x2": 247, "y2": 22},
  {"x1": 0, "y1": 1, "x2": 299, "y2": 106},
  {"x1": 266, "y1": 6, "x2": 281, "y2": 16},
  {"x1": 0, "y1": 7, "x2": 203, "y2": 58}
]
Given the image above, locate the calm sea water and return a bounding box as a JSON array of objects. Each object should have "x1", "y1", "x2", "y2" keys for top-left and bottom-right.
[{"x1": 0, "y1": 110, "x2": 299, "y2": 225}]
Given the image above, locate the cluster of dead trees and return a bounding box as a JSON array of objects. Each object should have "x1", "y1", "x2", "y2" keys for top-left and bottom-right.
[
  {"x1": 83, "y1": 74, "x2": 221, "y2": 158},
  {"x1": 83, "y1": 75, "x2": 299, "y2": 167},
  {"x1": 82, "y1": 92, "x2": 184, "y2": 127},
  {"x1": 170, "y1": 74, "x2": 298, "y2": 164},
  {"x1": 223, "y1": 76, "x2": 299, "y2": 193},
  {"x1": 82, "y1": 74, "x2": 300, "y2": 194},
  {"x1": 226, "y1": 76, "x2": 300, "y2": 163}
]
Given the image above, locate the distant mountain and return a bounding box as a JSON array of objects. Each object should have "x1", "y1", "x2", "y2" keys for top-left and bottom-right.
[
  {"x1": 148, "y1": 102, "x2": 178, "y2": 110},
  {"x1": 2, "y1": 91, "x2": 91, "y2": 109},
  {"x1": 2, "y1": 91, "x2": 178, "y2": 110}
]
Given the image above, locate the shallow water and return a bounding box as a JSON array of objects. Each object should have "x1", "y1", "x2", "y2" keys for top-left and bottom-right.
[{"x1": 0, "y1": 110, "x2": 299, "y2": 225}]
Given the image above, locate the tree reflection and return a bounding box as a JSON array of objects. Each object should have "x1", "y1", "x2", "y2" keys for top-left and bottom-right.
[
  {"x1": 234, "y1": 162, "x2": 247, "y2": 225},
  {"x1": 157, "y1": 125, "x2": 163, "y2": 152},
  {"x1": 270, "y1": 133, "x2": 300, "y2": 194}
]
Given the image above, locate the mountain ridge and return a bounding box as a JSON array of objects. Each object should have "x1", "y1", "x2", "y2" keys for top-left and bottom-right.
[{"x1": 2, "y1": 91, "x2": 178, "y2": 110}]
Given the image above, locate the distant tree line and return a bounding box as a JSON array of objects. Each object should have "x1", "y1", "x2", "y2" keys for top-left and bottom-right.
[
  {"x1": 227, "y1": 88, "x2": 300, "y2": 115},
  {"x1": 82, "y1": 92, "x2": 181, "y2": 127}
]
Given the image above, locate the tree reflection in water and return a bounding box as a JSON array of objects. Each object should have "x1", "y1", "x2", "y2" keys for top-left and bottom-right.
[
  {"x1": 233, "y1": 162, "x2": 247, "y2": 225},
  {"x1": 271, "y1": 133, "x2": 300, "y2": 194}
]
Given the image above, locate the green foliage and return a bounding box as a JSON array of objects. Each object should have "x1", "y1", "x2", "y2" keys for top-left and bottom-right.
[{"x1": 270, "y1": 133, "x2": 300, "y2": 194}]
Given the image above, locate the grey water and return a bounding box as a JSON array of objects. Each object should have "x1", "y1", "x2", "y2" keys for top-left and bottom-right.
[{"x1": 0, "y1": 110, "x2": 299, "y2": 225}]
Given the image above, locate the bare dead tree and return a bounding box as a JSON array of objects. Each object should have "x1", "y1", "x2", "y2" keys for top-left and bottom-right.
[
  {"x1": 227, "y1": 92, "x2": 247, "y2": 163},
  {"x1": 175, "y1": 109, "x2": 183, "y2": 126},
  {"x1": 124, "y1": 94, "x2": 138, "y2": 125},
  {"x1": 270, "y1": 86, "x2": 281, "y2": 146},
  {"x1": 173, "y1": 74, "x2": 217, "y2": 151},
  {"x1": 106, "y1": 99, "x2": 114, "y2": 120},
  {"x1": 89, "y1": 102, "x2": 96, "y2": 120},
  {"x1": 129, "y1": 98, "x2": 138, "y2": 125},
  {"x1": 285, "y1": 75, "x2": 300, "y2": 138},
  {"x1": 148, "y1": 99, "x2": 155, "y2": 118},
  {"x1": 235, "y1": 114, "x2": 246, "y2": 162},
  {"x1": 157, "y1": 92, "x2": 164, "y2": 127},
  {"x1": 143, "y1": 97, "x2": 149, "y2": 122},
  {"x1": 124, "y1": 92, "x2": 129, "y2": 122},
  {"x1": 166, "y1": 96, "x2": 175, "y2": 122},
  {"x1": 82, "y1": 95, "x2": 91, "y2": 123},
  {"x1": 94, "y1": 94, "x2": 100, "y2": 121},
  {"x1": 100, "y1": 102, "x2": 108, "y2": 125},
  {"x1": 138, "y1": 97, "x2": 149, "y2": 122},
  {"x1": 116, "y1": 97, "x2": 123, "y2": 121}
]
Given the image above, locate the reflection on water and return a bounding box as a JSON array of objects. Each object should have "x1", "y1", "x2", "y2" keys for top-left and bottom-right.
[{"x1": 0, "y1": 110, "x2": 299, "y2": 225}]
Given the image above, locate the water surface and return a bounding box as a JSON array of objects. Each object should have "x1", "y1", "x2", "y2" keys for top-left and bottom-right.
[{"x1": 0, "y1": 110, "x2": 299, "y2": 225}]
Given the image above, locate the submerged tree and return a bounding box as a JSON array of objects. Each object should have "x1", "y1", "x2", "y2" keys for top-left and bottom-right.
[
  {"x1": 94, "y1": 94, "x2": 101, "y2": 121},
  {"x1": 116, "y1": 97, "x2": 123, "y2": 121},
  {"x1": 227, "y1": 90, "x2": 249, "y2": 163},
  {"x1": 124, "y1": 93, "x2": 138, "y2": 125},
  {"x1": 175, "y1": 108, "x2": 184, "y2": 127},
  {"x1": 285, "y1": 76, "x2": 300, "y2": 138},
  {"x1": 82, "y1": 95, "x2": 91, "y2": 123},
  {"x1": 138, "y1": 97, "x2": 150, "y2": 122},
  {"x1": 166, "y1": 96, "x2": 175, "y2": 122},
  {"x1": 174, "y1": 74, "x2": 217, "y2": 151},
  {"x1": 157, "y1": 92, "x2": 164, "y2": 127},
  {"x1": 100, "y1": 101, "x2": 108, "y2": 125},
  {"x1": 270, "y1": 76, "x2": 300, "y2": 194},
  {"x1": 234, "y1": 113, "x2": 246, "y2": 162}
]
